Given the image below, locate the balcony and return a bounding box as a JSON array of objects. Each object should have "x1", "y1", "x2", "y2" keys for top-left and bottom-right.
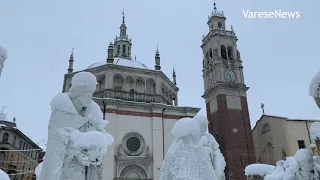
[{"x1": 94, "y1": 89, "x2": 171, "y2": 105}]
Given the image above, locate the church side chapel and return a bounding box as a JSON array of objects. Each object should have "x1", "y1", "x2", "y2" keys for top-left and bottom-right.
[{"x1": 60, "y1": 12, "x2": 200, "y2": 180}]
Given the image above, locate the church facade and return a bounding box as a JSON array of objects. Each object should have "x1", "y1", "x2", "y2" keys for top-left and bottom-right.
[
  {"x1": 201, "y1": 4, "x2": 256, "y2": 180},
  {"x1": 61, "y1": 13, "x2": 200, "y2": 180}
]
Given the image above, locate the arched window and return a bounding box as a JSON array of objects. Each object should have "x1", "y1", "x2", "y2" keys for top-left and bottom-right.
[
  {"x1": 123, "y1": 45, "x2": 126, "y2": 56},
  {"x1": 2, "y1": 133, "x2": 9, "y2": 143},
  {"x1": 0, "y1": 151, "x2": 5, "y2": 165},
  {"x1": 262, "y1": 123, "x2": 270, "y2": 134},
  {"x1": 218, "y1": 22, "x2": 222, "y2": 29},
  {"x1": 206, "y1": 52, "x2": 209, "y2": 65},
  {"x1": 117, "y1": 45, "x2": 120, "y2": 56},
  {"x1": 209, "y1": 49, "x2": 213, "y2": 60},
  {"x1": 220, "y1": 45, "x2": 227, "y2": 60},
  {"x1": 227, "y1": 46, "x2": 233, "y2": 60}
]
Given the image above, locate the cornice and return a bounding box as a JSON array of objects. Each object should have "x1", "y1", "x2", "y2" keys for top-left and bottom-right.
[
  {"x1": 202, "y1": 82, "x2": 249, "y2": 99},
  {"x1": 94, "y1": 98, "x2": 200, "y2": 114}
]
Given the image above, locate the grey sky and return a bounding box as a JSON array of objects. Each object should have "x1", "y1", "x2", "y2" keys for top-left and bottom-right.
[{"x1": 0, "y1": 0, "x2": 319, "y2": 145}]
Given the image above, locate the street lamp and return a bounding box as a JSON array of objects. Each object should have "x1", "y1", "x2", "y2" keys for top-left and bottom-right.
[{"x1": 0, "y1": 45, "x2": 8, "y2": 78}]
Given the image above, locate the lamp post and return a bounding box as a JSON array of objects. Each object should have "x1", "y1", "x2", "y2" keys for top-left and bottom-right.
[{"x1": 0, "y1": 45, "x2": 8, "y2": 78}]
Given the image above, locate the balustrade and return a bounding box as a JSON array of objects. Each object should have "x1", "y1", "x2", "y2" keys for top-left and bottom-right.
[{"x1": 94, "y1": 89, "x2": 171, "y2": 105}]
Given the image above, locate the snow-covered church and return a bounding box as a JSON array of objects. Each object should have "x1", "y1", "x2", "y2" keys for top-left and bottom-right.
[{"x1": 61, "y1": 13, "x2": 200, "y2": 180}]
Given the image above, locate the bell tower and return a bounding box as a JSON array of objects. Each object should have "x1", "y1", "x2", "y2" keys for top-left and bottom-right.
[{"x1": 201, "y1": 3, "x2": 255, "y2": 180}]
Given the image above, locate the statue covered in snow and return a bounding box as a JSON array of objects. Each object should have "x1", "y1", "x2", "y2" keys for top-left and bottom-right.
[
  {"x1": 194, "y1": 115, "x2": 226, "y2": 180},
  {"x1": 39, "y1": 72, "x2": 114, "y2": 180},
  {"x1": 160, "y1": 117, "x2": 218, "y2": 180},
  {"x1": 0, "y1": 45, "x2": 8, "y2": 77}
]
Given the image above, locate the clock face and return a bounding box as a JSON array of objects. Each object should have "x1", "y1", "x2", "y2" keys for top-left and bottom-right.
[{"x1": 224, "y1": 70, "x2": 236, "y2": 82}]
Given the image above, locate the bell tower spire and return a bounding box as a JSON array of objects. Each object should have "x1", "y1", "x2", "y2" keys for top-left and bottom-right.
[
  {"x1": 201, "y1": 4, "x2": 255, "y2": 180},
  {"x1": 68, "y1": 48, "x2": 74, "y2": 73},
  {"x1": 113, "y1": 11, "x2": 132, "y2": 59},
  {"x1": 155, "y1": 45, "x2": 161, "y2": 70}
]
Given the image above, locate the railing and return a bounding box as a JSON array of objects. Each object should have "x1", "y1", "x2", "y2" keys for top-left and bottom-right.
[{"x1": 94, "y1": 89, "x2": 171, "y2": 105}]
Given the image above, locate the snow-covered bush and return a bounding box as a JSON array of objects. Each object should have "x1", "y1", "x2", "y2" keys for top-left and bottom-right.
[
  {"x1": 245, "y1": 149, "x2": 319, "y2": 180},
  {"x1": 309, "y1": 71, "x2": 320, "y2": 107},
  {"x1": 310, "y1": 122, "x2": 320, "y2": 140},
  {"x1": 0, "y1": 169, "x2": 10, "y2": 180}
]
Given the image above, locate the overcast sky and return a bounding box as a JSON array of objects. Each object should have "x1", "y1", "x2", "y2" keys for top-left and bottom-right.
[{"x1": 0, "y1": 0, "x2": 319, "y2": 145}]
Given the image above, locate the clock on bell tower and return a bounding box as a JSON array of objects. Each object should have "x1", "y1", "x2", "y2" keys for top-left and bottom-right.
[{"x1": 201, "y1": 3, "x2": 256, "y2": 180}]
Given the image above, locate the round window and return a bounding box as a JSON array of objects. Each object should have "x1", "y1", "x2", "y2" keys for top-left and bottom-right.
[{"x1": 126, "y1": 137, "x2": 141, "y2": 152}]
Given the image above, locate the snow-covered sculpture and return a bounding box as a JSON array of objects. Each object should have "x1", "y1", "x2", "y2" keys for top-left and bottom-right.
[
  {"x1": 194, "y1": 115, "x2": 226, "y2": 180},
  {"x1": 0, "y1": 169, "x2": 10, "y2": 180},
  {"x1": 35, "y1": 160, "x2": 43, "y2": 180},
  {"x1": 39, "y1": 71, "x2": 114, "y2": 180},
  {"x1": 159, "y1": 117, "x2": 218, "y2": 180},
  {"x1": 0, "y1": 45, "x2": 8, "y2": 77}
]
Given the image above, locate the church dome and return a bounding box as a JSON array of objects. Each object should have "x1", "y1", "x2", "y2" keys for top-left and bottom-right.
[{"x1": 87, "y1": 58, "x2": 149, "y2": 69}]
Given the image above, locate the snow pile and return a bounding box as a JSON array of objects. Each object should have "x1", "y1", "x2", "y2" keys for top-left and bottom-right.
[
  {"x1": 0, "y1": 169, "x2": 10, "y2": 180},
  {"x1": 245, "y1": 164, "x2": 275, "y2": 176},
  {"x1": 0, "y1": 45, "x2": 7, "y2": 60},
  {"x1": 35, "y1": 162, "x2": 43, "y2": 179},
  {"x1": 310, "y1": 122, "x2": 320, "y2": 140},
  {"x1": 309, "y1": 71, "x2": 320, "y2": 98},
  {"x1": 246, "y1": 149, "x2": 320, "y2": 180}
]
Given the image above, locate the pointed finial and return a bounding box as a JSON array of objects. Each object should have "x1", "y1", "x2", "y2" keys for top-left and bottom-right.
[
  {"x1": 135, "y1": 55, "x2": 136, "y2": 61},
  {"x1": 231, "y1": 25, "x2": 234, "y2": 31},
  {"x1": 122, "y1": 10, "x2": 125, "y2": 24},
  {"x1": 71, "y1": 48, "x2": 74, "y2": 57},
  {"x1": 173, "y1": 65, "x2": 176, "y2": 74},
  {"x1": 156, "y1": 44, "x2": 159, "y2": 54},
  {"x1": 213, "y1": 1, "x2": 217, "y2": 11}
]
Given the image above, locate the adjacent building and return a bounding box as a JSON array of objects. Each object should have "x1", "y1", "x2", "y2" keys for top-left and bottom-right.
[
  {"x1": 252, "y1": 114, "x2": 319, "y2": 165},
  {"x1": 0, "y1": 119, "x2": 42, "y2": 180},
  {"x1": 201, "y1": 4, "x2": 255, "y2": 180},
  {"x1": 62, "y1": 12, "x2": 200, "y2": 180}
]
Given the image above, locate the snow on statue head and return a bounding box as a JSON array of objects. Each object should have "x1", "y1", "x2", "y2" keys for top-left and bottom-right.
[
  {"x1": 69, "y1": 71, "x2": 98, "y2": 107},
  {"x1": 193, "y1": 115, "x2": 208, "y2": 137},
  {"x1": 172, "y1": 117, "x2": 200, "y2": 145},
  {"x1": 57, "y1": 127, "x2": 114, "y2": 167}
]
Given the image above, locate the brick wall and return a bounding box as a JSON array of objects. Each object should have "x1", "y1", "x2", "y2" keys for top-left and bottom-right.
[{"x1": 207, "y1": 94, "x2": 255, "y2": 180}]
